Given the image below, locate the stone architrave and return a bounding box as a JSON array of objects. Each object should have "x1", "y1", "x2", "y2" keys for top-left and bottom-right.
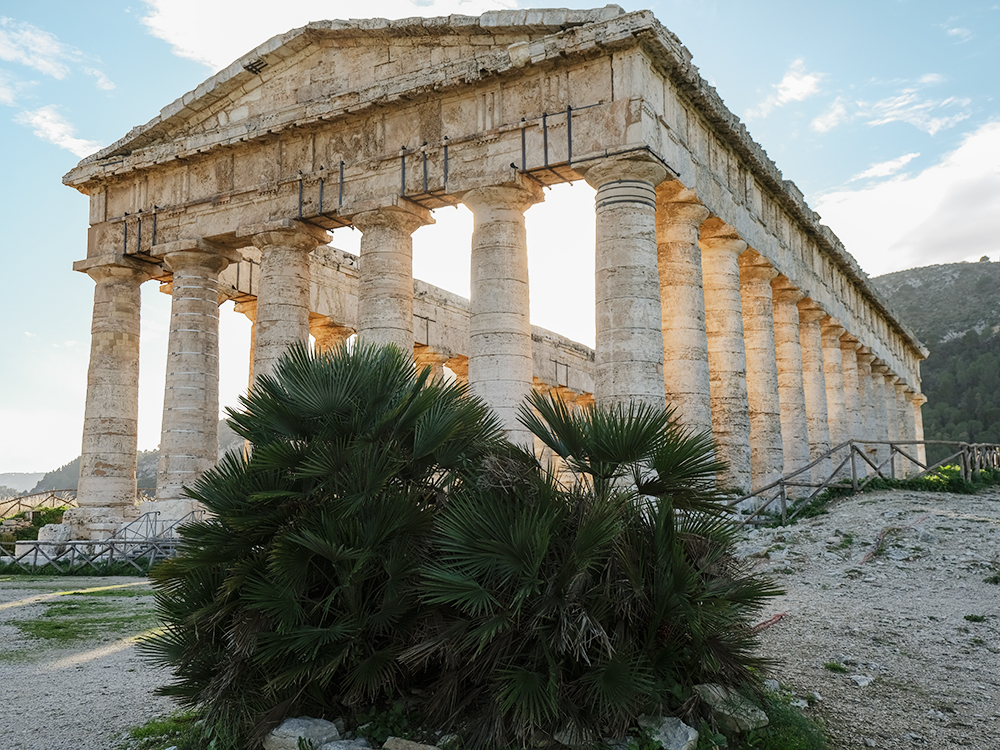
[
  {"x1": 446, "y1": 355, "x2": 469, "y2": 384},
  {"x1": 353, "y1": 204, "x2": 433, "y2": 354},
  {"x1": 797, "y1": 299, "x2": 831, "y2": 483},
  {"x1": 700, "y1": 220, "x2": 752, "y2": 491},
  {"x1": 911, "y1": 393, "x2": 928, "y2": 467},
  {"x1": 655, "y1": 181, "x2": 712, "y2": 436},
  {"x1": 770, "y1": 276, "x2": 811, "y2": 483},
  {"x1": 238, "y1": 220, "x2": 330, "y2": 383},
  {"x1": 67, "y1": 258, "x2": 155, "y2": 538},
  {"x1": 820, "y1": 317, "x2": 848, "y2": 456},
  {"x1": 738, "y1": 250, "x2": 783, "y2": 490},
  {"x1": 581, "y1": 154, "x2": 669, "y2": 409},
  {"x1": 855, "y1": 347, "x2": 877, "y2": 473},
  {"x1": 155, "y1": 241, "x2": 240, "y2": 503},
  {"x1": 461, "y1": 181, "x2": 544, "y2": 447}
]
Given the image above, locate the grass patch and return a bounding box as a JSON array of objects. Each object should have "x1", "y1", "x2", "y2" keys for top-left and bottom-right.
[
  {"x1": 822, "y1": 661, "x2": 849, "y2": 674},
  {"x1": 964, "y1": 614, "x2": 987, "y2": 623},
  {"x1": 984, "y1": 573, "x2": 1000, "y2": 585},
  {"x1": 734, "y1": 693, "x2": 829, "y2": 749},
  {"x1": 4, "y1": 591, "x2": 158, "y2": 646},
  {"x1": 119, "y1": 709, "x2": 205, "y2": 750}
]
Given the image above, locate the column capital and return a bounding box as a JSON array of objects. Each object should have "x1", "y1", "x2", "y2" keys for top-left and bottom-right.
[
  {"x1": 894, "y1": 380, "x2": 910, "y2": 395},
  {"x1": 655, "y1": 180, "x2": 710, "y2": 228},
  {"x1": 161, "y1": 239, "x2": 242, "y2": 275},
  {"x1": 74, "y1": 256, "x2": 156, "y2": 285},
  {"x1": 738, "y1": 249, "x2": 778, "y2": 282},
  {"x1": 796, "y1": 298, "x2": 827, "y2": 324},
  {"x1": 771, "y1": 274, "x2": 806, "y2": 305},
  {"x1": 856, "y1": 346, "x2": 876, "y2": 366},
  {"x1": 234, "y1": 299, "x2": 257, "y2": 322},
  {"x1": 839, "y1": 332, "x2": 862, "y2": 352},
  {"x1": 912, "y1": 393, "x2": 928, "y2": 407},
  {"x1": 237, "y1": 219, "x2": 330, "y2": 252},
  {"x1": 699, "y1": 217, "x2": 747, "y2": 256},
  {"x1": 352, "y1": 202, "x2": 434, "y2": 235},
  {"x1": 820, "y1": 316, "x2": 845, "y2": 342},
  {"x1": 579, "y1": 152, "x2": 670, "y2": 192},
  {"x1": 459, "y1": 181, "x2": 544, "y2": 215}
]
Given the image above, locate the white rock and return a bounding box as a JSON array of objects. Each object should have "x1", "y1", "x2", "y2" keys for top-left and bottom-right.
[
  {"x1": 694, "y1": 684, "x2": 769, "y2": 732},
  {"x1": 850, "y1": 675, "x2": 874, "y2": 687},
  {"x1": 265, "y1": 717, "x2": 341, "y2": 750},
  {"x1": 638, "y1": 716, "x2": 699, "y2": 750}
]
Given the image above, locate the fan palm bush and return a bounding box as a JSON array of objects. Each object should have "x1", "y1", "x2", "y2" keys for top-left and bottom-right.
[
  {"x1": 142, "y1": 342, "x2": 505, "y2": 748},
  {"x1": 412, "y1": 393, "x2": 781, "y2": 747},
  {"x1": 144, "y1": 344, "x2": 780, "y2": 749}
]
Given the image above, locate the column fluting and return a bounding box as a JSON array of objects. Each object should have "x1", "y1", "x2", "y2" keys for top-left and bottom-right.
[
  {"x1": 156, "y1": 244, "x2": 236, "y2": 502},
  {"x1": 701, "y1": 221, "x2": 751, "y2": 490},
  {"x1": 739, "y1": 250, "x2": 784, "y2": 490},
  {"x1": 655, "y1": 182, "x2": 712, "y2": 435},
  {"x1": 353, "y1": 204, "x2": 432, "y2": 354},
  {"x1": 771, "y1": 276, "x2": 811, "y2": 482},
  {"x1": 797, "y1": 300, "x2": 831, "y2": 482},
  {"x1": 461, "y1": 182, "x2": 543, "y2": 446},
  {"x1": 582, "y1": 156, "x2": 669, "y2": 409}
]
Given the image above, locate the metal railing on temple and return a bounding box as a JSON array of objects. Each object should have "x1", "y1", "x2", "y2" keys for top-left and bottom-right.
[{"x1": 734, "y1": 440, "x2": 1000, "y2": 526}]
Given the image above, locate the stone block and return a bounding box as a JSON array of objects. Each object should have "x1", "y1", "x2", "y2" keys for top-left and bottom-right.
[{"x1": 264, "y1": 717, "x2": 341, "y2": 750}]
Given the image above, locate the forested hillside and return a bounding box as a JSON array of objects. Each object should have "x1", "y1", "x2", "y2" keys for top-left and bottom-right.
[{"x1": 874, "y1": 257, "x2": 1000, "y2": 451}]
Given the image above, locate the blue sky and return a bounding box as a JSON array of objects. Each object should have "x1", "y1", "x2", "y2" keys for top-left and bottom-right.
[{"x1": 1, "y1": 0, "x2": 998, "y2": 473}]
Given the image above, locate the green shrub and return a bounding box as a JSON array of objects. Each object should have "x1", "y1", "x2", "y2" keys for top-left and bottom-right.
[{"x1": 142, "y1": 343, "x2": 781, "y2": 750}]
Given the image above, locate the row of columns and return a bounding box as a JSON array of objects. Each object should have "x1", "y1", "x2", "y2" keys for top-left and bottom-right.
[{"x1": 73, "y1": 152, "x2": 926, "y2": 530}]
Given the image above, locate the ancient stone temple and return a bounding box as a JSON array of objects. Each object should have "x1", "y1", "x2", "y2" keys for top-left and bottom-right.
[{"x1": 60, "y1": 6, "x2": 926, "y2": 539}]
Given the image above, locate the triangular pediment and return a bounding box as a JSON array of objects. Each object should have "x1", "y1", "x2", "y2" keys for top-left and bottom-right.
[{"x1": 65, "y1": 5, "x2": 636, "y2": 185}]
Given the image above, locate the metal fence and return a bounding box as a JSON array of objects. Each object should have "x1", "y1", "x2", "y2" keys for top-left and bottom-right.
[
  {"x1": 734, "y1": 439, "x2": 1000, "y2": 526},
  {"x1": 2, "y1": 509, "x2": 205, "y2": 574},
  {"x1": 0, "y1": 490, "x2": 78, "y2": 519}
]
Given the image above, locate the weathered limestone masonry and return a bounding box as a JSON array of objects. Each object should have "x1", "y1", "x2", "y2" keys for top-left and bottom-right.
[{"x1": 60, "y1": 6, "x2": 926, "y2": 538}]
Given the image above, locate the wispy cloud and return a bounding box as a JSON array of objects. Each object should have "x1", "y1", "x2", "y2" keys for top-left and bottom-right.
[
  {"x1": 811, "y1": 97, "x2": 849, "y2": 133},
  {"x1": 814, "y1": 121, "x2": 1000, "y2": 276},
  {"x1": 0, "y1": 17, "x2": 114, "y2": 90},
  {"x1": 746, "y1": 59, "x2": 823, "y2": 119},
  {"x1": 0, "y1": 17, "x2": 73, "y2": 78},
  {"x1": 0, "y1": 69, "x2": 18, "y2": 105},
  {"x1": 945, "y1": 26, "x2": 973, "y2": 42},
  {"x1": 849, "y1": 152, "x2": 920, "y2": 182},
  {"x1": 15, "y1": 105, "x2": 103, "y2": 157},
  {"x1": 865, "y1": 90, "x2": 971, "y2": 135}
]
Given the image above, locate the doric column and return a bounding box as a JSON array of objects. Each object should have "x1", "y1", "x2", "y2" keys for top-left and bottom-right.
[
  {"x1": 839, "y1": 334, "x2": 863, "y2": 440},
  {"x1": 869, "y1": 361, "x2": 892, "y2": 473},
  {"x1": 238, "y1": 220, "x2": 329, "y2": 383},
  {"x1": 69, "y1": 259, "x2": 154, "y2": 536},
  {"x1": 820, "y1": 317, "x2": 848, "y2": 451},
  {"x1": 738, "y1": 250, "x2": 783, "y2": 489},
  {"x1": 413, "y1": 345, "x2": 450, "y2": 379},
  {"x1": 581, "y1": 155, "x2": 669, "y2": 409},
  {"x1": 912, "y1": 392, "x2": 928, "y2": 467},
  {"x1": 353, "y1": 204, "x2": 433, "y2": 354},
  {"x1": 310, "y1": 314, "x2": 354, "y2": 354},
  {"x1": 234, "y1": 299, "x2": 257, "y2": 389},
  {"x1": 155, "y1": 241, "x2": 239, "y2": 502},
  {"x1": 797, "y1": 300, "x2": 831, "y2": 482},
  {"x1": 771, "y1": 276, "x2": 811, "y2": 481},
  {"x1": 461, "y1": 181, "x2": 543, "y2": 446},
  {"x1": 700, "y1": 220, "x2": 751, "y2": 491},
  {"x1": 881, "y1": 369, "x2": 901, "y2": 476},
  {"x1": 855, "y1": 347, "x2": 877, "y2": 472},
  {"x1": 655, "y1": 181, "x2": 712, "y2": 435},
  {"x1": 894, "y1": 381, "x2": 911, "y2": 476}
]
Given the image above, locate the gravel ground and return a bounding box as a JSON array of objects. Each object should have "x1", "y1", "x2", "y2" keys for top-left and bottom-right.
[
  {"x1": 743, "y1": 488, "x2": 1000, "y2": 749},
  {"x1": 0, "y1": 576, "x2": 173, "y2": 750},
  {"x1": 1, "y1": 488, "x2": 998, "y2": 750}
]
